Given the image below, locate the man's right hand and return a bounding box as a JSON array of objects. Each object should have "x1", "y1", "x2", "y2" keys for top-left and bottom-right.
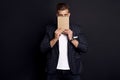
[
  {"x1": 50, "y1": 28, "x2": 63, "y2": 48},
  {"x1": 54, "y1": 28, "x2": 63, "y2": 40}
]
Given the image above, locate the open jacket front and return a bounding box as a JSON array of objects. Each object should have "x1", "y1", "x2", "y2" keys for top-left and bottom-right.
[{"x1": 40, "y1": 24, "x2": 88, "y2": 74}]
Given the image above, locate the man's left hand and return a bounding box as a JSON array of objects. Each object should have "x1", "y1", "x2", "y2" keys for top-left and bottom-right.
[
  {"x1": 63, "y1": 29, "x2": 79, "y2": 48},
  {"x1": 63, "y1": 29, "x2": 73, "y2": 40}
]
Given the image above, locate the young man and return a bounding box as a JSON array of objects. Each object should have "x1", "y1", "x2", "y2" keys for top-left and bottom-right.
[{"x1": 40, "y1": 3, "x2": 88, "y2": 80}]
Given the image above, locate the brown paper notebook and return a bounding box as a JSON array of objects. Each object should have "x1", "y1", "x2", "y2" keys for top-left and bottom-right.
[{"x1": 57, "y1": 16, "x2": 69, "y2": 30}]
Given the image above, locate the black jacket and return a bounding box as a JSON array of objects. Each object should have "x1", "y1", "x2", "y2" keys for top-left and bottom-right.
[{"x1": 40, "y1": 24, "x2": 88, "y2": 74}]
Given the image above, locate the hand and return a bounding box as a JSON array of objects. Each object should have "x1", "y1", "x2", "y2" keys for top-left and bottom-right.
[
  {"x1": 54, "y1": 28, "x2": 63, "y2": 40},
  {"x1": 63, "y1": 29, "x2": 73, "y2": 40}
]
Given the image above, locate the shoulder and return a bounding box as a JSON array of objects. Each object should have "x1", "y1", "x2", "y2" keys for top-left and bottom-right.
[
  {"x1": 45, "y1": 24, "x2": 57, "y2": 33},
  {"x1": 70, "y1": 24, "x2": 83, "y2": 33},
  {"x1": 46, "y1": 24, "x2": 56, "y2": 29}
]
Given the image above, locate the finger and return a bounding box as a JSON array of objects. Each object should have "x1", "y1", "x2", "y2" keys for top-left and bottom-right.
[{"x1": 64, "y1": 29, "x2": 69, "y2": 32}]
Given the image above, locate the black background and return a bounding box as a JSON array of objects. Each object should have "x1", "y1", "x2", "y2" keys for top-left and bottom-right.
[{"x1": 0, "y1": 0, "x2": 120, "y2": 80}]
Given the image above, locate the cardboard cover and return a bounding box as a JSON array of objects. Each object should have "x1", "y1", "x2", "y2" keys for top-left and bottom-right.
[{"x1": 57, "y1": 16, "x2": 69, "y2": 30}]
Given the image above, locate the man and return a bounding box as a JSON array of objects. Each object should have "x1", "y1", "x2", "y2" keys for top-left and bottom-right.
[{"x1": 40, "y1": 3, "x2": 88, "y2": 80}]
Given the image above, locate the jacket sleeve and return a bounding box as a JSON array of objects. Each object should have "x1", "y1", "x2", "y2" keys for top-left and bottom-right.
[
  {"x1": 75, "y1": 25, "x2": 88, "y2": 53},
  {"x1": 40, "y1": 26, "x2": 52, "y2": 54}
]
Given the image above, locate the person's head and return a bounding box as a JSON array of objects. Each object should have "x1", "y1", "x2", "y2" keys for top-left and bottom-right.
[{"x1": 56, "y1": 3, "x2": 70, "y2": 17}]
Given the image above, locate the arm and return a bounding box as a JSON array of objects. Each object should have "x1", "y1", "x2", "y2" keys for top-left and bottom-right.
[
  {"x1": 70, "y1": 39, "x2": 79, "y2": 48},
  {"x1": 72, "y1": 25, "x2": 88, "y2": 53},
  {"x1": 50, "y1": 28, "x2": 63, "y2": 47},
  {"x1": 40, "y1": 27, "x2": 63, "y2": 53},
  {"x1": 64, "y1": 27, "x2": 88, "y2": 53},
  {"x1": 40, "y1": 31, "x2": 52, "y2": 53},
  {"x1": 50, "y1": 38, "x2": 58, "y2": 48},
  {"x1": 74, "y1": 32, "x2": 88, "y2": 53}
]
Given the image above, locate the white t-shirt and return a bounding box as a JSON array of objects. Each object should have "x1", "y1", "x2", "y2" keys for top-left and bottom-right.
[{"x1": 56, "y1": 34, "x2": 70, "y2": 70}]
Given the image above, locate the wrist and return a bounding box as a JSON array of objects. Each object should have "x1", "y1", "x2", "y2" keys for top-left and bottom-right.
[
  {"x1": 53, "y1": 38, "x2": 58, "y2": 42},
  {"x1": 70, "y1": 37, "x2": 75, "y2": 42},
  {"x1": 70, "y1": 39, "x2": 79, "y2": 48},
  {"x1": 50, "y1": 38, "x2": 58, "y2": 48}
]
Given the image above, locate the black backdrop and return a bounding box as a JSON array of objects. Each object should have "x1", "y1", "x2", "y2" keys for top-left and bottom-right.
[{"x1": 0, "y1": 0, "x2": 120, "y2": 80}]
